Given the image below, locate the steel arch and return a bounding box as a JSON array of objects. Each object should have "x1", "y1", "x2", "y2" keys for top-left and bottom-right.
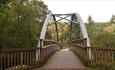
[{"x1": 38, "y1": 12, "x2": 91, "y2": 47}]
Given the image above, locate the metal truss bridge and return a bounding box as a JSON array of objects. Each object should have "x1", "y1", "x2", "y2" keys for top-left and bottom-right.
[{"x1": 0, "y1": 12, "x2": 115, "y2": 70}]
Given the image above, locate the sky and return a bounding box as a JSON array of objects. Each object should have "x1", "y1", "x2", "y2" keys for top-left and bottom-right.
[{"x1": 43, "y1": 0, "x2": 115, "y2": 22}]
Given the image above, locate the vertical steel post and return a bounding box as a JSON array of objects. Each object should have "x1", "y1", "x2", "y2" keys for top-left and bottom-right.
[
  {"x1": 69, "y1": 22, "x2": 72, "y2": 48},
  {"x1": 39, "y1": 39, "x2": 43, "y2": 64},
  {"x1": 53, "y1": 15, "x2": 59, "y2": 43},
  {"x1": 36, "y1": 12, "x2": 52, "y2": 64},
  {"x1": 69, "y1": 14, "x2": 74, "y2": 48},
  {"x1": 74, "y1": 13, "x2": 92, "y2": 60}
]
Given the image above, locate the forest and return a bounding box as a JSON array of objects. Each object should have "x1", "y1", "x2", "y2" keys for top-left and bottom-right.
[
  {"x1": 1, "y1": 0, "x2": 115, "y2": 70},
  {"x1": 0, "y1": 0, "x2": 115, "y2": 49},
  {"x1": 0, "y1": 0, "x2": 47, "y2": 49}
]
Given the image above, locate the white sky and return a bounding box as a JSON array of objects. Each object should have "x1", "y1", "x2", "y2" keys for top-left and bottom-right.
[{"x1": 43, "y1": 0, "x2": 115, "y2": 22}]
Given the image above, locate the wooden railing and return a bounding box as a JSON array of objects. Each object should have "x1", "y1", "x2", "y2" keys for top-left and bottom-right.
[
  {"x1": 71, "y1": 38, "x2": 87, "y2": 47},
  {"x1": 0, "y1": 48, "x2": 37, "y2": 70},
  {"x1": 43, "y1": 39, "x2": 59, "y2": 46},
  {"x1": 0, "y1": 40, "x2": 60, "y2": 70},
  {"x1": 70, "y1": 38, "x2": 115, "y2": 67}
]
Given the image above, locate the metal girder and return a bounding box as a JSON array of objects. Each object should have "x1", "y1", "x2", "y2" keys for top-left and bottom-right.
[
  {"x1": 39, "y1": 12, "x2": 52, "y2": 40},
  {"x1": 39, "y1": 12, "x2": 91, "y2": 47},
  {"x1": 52, "y1": 15, "x2": 59, "y2": 42},
  {"x1": 74, "y1": 13, "x2": 92, "y2": 60},
  {"x1": 50, "y1": 15, "x2": 70, "y2": 24},
  {"x1": 56, "y1": 16, "x2": 78, "y2": 24},
  {"x1": 74, "y1": 13, "x2": 91, "y2": 47},
  {"x1": 38, "y1": 12, "x2": 52, "y2": 48},
  {"x1": 69, "y1": 15, "x2": 73, "y2": 46},
  {"x1": 69, "y1": 14, "x2": 74, "y2": 42},
  {"x1": 38, "y1": 12, "x2": 92, "y2": 60},
  {"x1": 54, "y1": 14, "x2": 71, "y2": 16}
]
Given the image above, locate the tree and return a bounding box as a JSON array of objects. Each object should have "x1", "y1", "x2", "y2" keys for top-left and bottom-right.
[
  {"x1": 0, "y1": 0, "x2": 11, "y2": 5},
  {"x1": 0, "y1": 0, "x2": 48, "y2": 49},
  {"x1": 0, "y1": 0, "x2": 12, "y2": 49},
  {"x1": 110, "y1": 14, "x2": 115, "y2": 23},
  {"x1": 88, "y1": 15, "x2": 94, "y2": 24}
]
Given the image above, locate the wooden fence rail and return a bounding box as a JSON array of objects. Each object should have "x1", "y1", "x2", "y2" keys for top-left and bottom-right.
[
  {"x1": 0, "y1": 48, "x2": 37, "y2": 70},
  {"x1": 70, "y1": 38, "x2": 115, "y2": 67},
  {"x1": 0, "y1": 40, "x2": 60, "y2": 70}
]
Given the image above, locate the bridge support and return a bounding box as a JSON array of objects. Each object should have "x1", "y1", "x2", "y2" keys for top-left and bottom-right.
[
  {"x1": 74, "y1": 13, "x2": 92, "y2": 60},
  {"x1": 36, "y1": 39, "x2": 43, "y2": 64},
  {"x1": 53, "y1": 15, "x2": 59, "y2": 42},
  {"x1": 69, "y1": 22, "x2": 72, "y2": 48},
  {"x1": 36, "y1": 12, "x2": 52, "y2": 63},
  {"x1": 38, "y1": 12, "x2": 92, "y2": 60}
]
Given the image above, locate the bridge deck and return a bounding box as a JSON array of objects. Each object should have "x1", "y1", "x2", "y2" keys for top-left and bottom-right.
[{"x1": 37, "y1": 49, "x2": 87, "y2": 70}]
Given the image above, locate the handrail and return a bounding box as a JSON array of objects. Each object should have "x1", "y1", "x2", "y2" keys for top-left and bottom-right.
[
  {"x1": 0, "y1": 48, "x2": 37, "y2": 52},
  {"x1": 0, "y1": 39, "x2": 60, "y2": 70},
  {"x1": 71, "y1": 38, "x2": 87, "y2": 47},
  {"x1": 43, "y1": 39, "x2": 58, "y2": 46},
  {"x1": 70, "y1": 39, "x2": 115, "y2": 67}
]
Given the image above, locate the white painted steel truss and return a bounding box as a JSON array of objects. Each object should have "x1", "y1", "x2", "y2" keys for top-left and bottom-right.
[{"x1": 39, "y1": 12, "x2": 91, "y2": 47}]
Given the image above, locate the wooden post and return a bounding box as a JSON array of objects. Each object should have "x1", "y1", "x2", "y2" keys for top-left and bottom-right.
[{"x1": 20, "y1": 52, "x2": 23, "y2": 69}]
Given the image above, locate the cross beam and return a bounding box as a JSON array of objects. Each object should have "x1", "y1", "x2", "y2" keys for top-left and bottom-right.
[{"x1": 39, "y1": 12, "x2": 91, "y2": 47}]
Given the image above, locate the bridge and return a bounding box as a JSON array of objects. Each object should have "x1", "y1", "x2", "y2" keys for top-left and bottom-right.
[{"x1": 0, "y1": 12, "x2": 115, "y2": 70}]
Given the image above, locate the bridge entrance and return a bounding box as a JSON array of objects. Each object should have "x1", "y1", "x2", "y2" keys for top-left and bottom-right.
[
  {"x1": 0, "y1": 12, "x2": 92, "y2": 70},
  {"x1": 1, "y1": 12, "x2": 115, "y2": 70},
  {"x1": 47, "y1": 18, "x2": 70, "y2": 48},
  {"x1": 39, "y1": 12, "x2": 91, "y2": 49}
]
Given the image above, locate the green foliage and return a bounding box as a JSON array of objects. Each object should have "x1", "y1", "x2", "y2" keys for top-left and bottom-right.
[
  {"x1": 0, "y1": 0, "x2": 11, "y2": 5},
  {"x1": 71, "y1": 23, "x2": 81, "y2": 40},
  {"x1": 0, "y1": 0, "x2": 47, "y2": 49},
  {"x1": 86, "y1": 23, "x2": 115, "y2": 47},
  {"x1": 59, "y1": 22, "x2": 69, "y2": 48},
  {"x1": 88, "y1": 15, "x2": 94, "y2": 24},
  {"x1": 110, "y1": 14, "x2": 115, "y2": 24},
  {"x1": 88, "y1": 63, "x2": 115, "y2": 70},
  {"x1": 47, "y1": 21, "x2": 70, "y2": 48}
]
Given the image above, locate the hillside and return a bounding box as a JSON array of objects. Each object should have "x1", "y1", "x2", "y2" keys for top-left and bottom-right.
[{"x1": 86, "y1": 23, "x2": 115, "y2": 47}]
